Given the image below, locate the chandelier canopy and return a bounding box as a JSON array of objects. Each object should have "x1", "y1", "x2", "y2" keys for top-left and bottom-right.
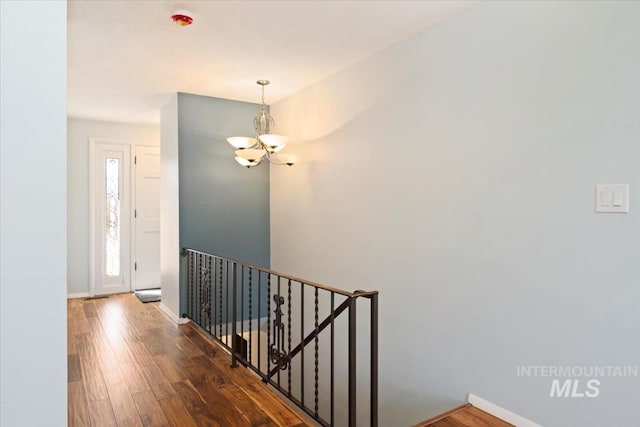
[{"x1": 227, "y1": 80, "x2": 295, "y2": 168}]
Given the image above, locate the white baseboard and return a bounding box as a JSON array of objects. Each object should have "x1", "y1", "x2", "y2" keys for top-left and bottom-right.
[
  {"x1": 67, "y1": 292, "x2": 90, "y2": 299},
  {"x1": 468, "y1": 394, "x2": 542, "y2": 427},
  {"x1": 159, "y1": 303, "x2": 189, "y2": 324}
]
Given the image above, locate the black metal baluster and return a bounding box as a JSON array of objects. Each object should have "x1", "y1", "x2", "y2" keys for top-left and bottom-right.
[
  {"x1": 231, "y1": 262, "x2": 237, "y2": 367},
  {"x1": 219, "y1": 258, "x2": 223, "y2": 339},
  {"x1": 314, "y1": 286, "x2": 319, "y2": 418},
  {"x1": 189, "y1": 251, "x2": 194, "y2": 319},
  {"x1": 277, "y1": 276, "x2": 281, "y2": 387},
  {"x1": 186, "y1": 251, "x2": 191, "y2": 319},
  {"x1": 258, "y1": 271, "x2": 262, "y2": 377},
  {"x1": 287, "y1": 279, "x2": 292, "y2": 396},
  {"x1": 300, "y1": 282, "x2": 305, "y2": 407},
  {"x1": 194, "y1": 254, "x2": 198, "y2": 326},
  {"x1": 241, "y1": 265, "x2": 245, "y2": 361},
  {"x1": 226, "y1": 260, "x2": 230, "y2": 348},
  {"x1": 370, "y1": 293, "x2": 379, "y2": 427},
  {"x1": 198, "y1": 254, "x2": 203, "y2": 327},
  {"x1": 201, "y1": 255, "x2": 205, "y2": 330},
  {"x1": 225, "y1": 260, "x2": 229, "y2": 344},
  {"x1": 266, "y1": 274, "x2": 271, "y2": 382},
  {"x1": 212, "y1": 257, "x2": 216, "y2": 336},
  {"x1": 348, "y1": 296, "x2": 357, "y2": 427},
  {"x1": 330, "y1": 292, "x2": 335, "y2": 426},
  {"x1": 249, "y1": 267, "x2": 253, "y2": 366},
  {"x1": 208, "y1": 255, "x2": 212, "y2": 333},
  {"x1": 201, "y1": 254, "x2": 205, "y2": 328}
]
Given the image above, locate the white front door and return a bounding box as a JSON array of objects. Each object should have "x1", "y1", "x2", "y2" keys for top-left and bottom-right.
[
  {"x1": 133, "y1": 146, "x2": 161, "y2": 290},
  {"x1": 91, "y1": 142, "x2": 131, "y2": 295}
]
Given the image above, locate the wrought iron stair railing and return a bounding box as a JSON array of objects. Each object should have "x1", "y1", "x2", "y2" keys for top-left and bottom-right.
[{"x1": 182, "y1": 248, "x2": 378, "y2": 427}]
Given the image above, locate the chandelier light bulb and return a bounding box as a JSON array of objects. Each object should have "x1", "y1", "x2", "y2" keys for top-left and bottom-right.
[
  {"x1": 235, "y1": 148, "x2": 266, "y2": 162},
  {"x1": 227, "y1": 137, "x2": 256, "y2": 149},
  {"x1": 258, "y1": 134, "x2": 289, "y2": 152},
  {"x1": 276, "y1": 153, "x2": 297, "y2": 166},
  {"x1": 234, "y1": 157, "x2": 259, "y2": 168}
]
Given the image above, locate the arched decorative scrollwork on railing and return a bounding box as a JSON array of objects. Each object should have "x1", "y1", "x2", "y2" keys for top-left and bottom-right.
[
  {"x1": 270, "y1": 294, "x2": 290, "y2": 370},
  {"x1": 200, "y1": 266, "x2": 211, "y2": 320}
]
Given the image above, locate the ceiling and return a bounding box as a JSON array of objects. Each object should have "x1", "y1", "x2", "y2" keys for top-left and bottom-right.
[{"x1": 68, "y1": 0, "x2": 473, "y2": 124}]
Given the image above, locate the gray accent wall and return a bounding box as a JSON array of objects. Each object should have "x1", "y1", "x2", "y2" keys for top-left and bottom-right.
[{"x1": 177, "y1": 93, "x2": 270, "y2": 314}]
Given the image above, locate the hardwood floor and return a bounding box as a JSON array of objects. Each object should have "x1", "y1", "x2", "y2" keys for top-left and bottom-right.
[
  {"x1": 413, "y1": 403, "x2": 514, "y2": 427},
  {"x1": 68, "y1": 293, "x2": 310, "y2": 427}
]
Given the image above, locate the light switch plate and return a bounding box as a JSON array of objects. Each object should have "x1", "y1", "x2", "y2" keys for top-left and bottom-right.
[{"x1": 596, "y1": 184, "x2": 629, "y2": 213}]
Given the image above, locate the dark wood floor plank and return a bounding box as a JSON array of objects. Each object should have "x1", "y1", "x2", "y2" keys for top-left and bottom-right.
[
  {"x1": 98, "y1": 352, "x2": 124, "y2": 385},
  {"x1": 193, "y1": 380, "x2": 248, "y2": 426},
  {"x1": 180, "y1": 325, "x2": 220, "y2": 357},
  {"x1": 107, "y1": 381, "x2": 144, "y2": 427},
  {"x1": 77, "y1": 332, "x2": 98, "y2": 361},
  {"x1": 140, "y1": 363, "x2": 176, "y2": 400},
  {"x1": 154, "y1": 354, "x2": 189, "y2": 384},
  {"x1": 81, "y1": 356, "x2": 109, "y2": 402},
  {"x1": 130, "y1": 341, "x2": 155, "y2": 366},
  {"x1": 449, "y1": 407, "x2": 514, "y2": 427},
  {"x1": 157, "y1": 395, "x2": 199, "y2": 427},
  {"x1": 175, "y1": 335, "x2": 205, "y2": 358},
  {"x1": 68, "y1": 324, "x2": 79, "y2": 355},
  {"x1": 141, "y1": 333, "x2": 167, "y2": 356},
  {"x1": 75, "y1": 314, "x2": 91, "y2": 335},
  {"x1": 431, "y1": 419, "x2": 465, "y2": 427},
  {"x1": 171, "y1": 380, "x2": 224, "y2": 427},
  {"x1": 185, "y1": 355, "x2": 228, "y2": 388},
  {"x1": 68, "y1": 353, "x2": 83, "y2": 382},
  {"x1": 165, "y1": 345, "x2": 197, "y2": 369},
  {"x1": 210, "y1": 354, "x2": 255, "y2": 387},
  {"x1": 132, "y1": 389, "x2": 171, "y2": 427},
  {"x1": 68, "y1": 381, "x2": 90, "y2": 427},
  {"x1": 242, "y1": 382, "x2": 307, "y2": 427},
  {"x1": 119, "y1": 361, "x2": 151, "y2": 394},
  {"x1": 219, "y1": 383, "x2": 274, "y2": 426},
  {"x1": 83, "y1": 300, "x2": 99, "y2": 318},
  {"x1": 89, "y1": 398, "x2": 118, "y2": 427},
  {"x1": 87, "y1": 316, "x2": 105, "y2": 340},
  {"x1": 68, "y1": 334, "x2": 79, "y2": 355}
]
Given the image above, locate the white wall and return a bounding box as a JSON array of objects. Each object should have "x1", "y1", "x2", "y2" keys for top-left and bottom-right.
[
  {"x1": 160, "y1": 95, "x2": 181, "y2": 319},
  {"x1": 0, "y1": 1, "x2": 68, "y2": 425},
  {"x1": 271, "y1": 2, "x2": 640, "y2": 426},
  {"x1": 67, "y1": 118, "x2": 159, "y2": 295}
]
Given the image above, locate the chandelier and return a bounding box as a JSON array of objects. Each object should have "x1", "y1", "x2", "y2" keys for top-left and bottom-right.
[{"x1": 227, "y1": 80, "x2": 295, "y2": 168}]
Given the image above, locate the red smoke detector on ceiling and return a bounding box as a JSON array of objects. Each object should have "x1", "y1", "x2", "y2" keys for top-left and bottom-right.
[{"x1": 171, "y1": 9, "x2": 193, "y2": 26}]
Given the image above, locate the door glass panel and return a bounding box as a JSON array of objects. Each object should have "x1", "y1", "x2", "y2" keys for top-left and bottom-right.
[{"x1": 105, "y1": 157, "x2": 120, "y2": 277}]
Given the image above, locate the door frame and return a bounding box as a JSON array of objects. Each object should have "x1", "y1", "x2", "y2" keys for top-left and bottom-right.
[
  {"x1": 89, "y1": 137, "x2": 135, "y2": 296},
  {"x1": 89, "y1": 137, "x2": 161, "y2": 296}
]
